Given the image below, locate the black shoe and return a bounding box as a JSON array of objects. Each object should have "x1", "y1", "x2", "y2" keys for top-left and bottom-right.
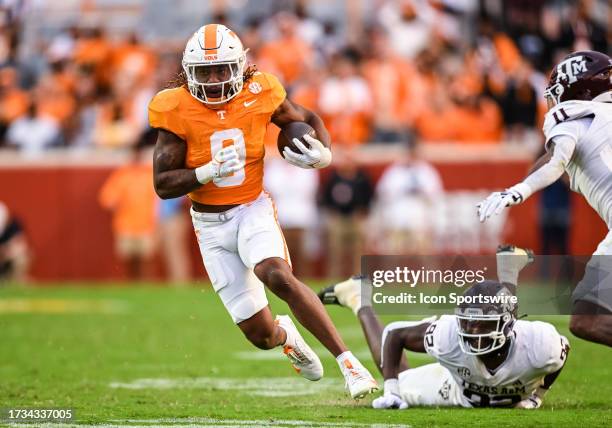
[
  {"x1": 317, "y1": 275, "x2": 364, "y2": 305},
  {"x1": 317, "y1": 284, "x2": 339, "y2": 305}
]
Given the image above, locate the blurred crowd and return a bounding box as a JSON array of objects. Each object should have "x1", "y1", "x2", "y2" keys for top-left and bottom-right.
[
  {"x1": 0, "y1": 0, "x2": 609, "y2": 281},
  {"x1": 0, "y1": 0, "x2": 609, "y2": 154}
]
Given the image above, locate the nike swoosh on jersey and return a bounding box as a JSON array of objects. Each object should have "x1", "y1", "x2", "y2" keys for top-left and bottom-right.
[{"x1": 244, "y1": 100, "x2": 257, "y2": 107}]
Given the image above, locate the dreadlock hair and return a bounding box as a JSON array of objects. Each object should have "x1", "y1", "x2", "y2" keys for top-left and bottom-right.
[{"x1": 166, "y1": 64, "x2": 259, "y2": 89}]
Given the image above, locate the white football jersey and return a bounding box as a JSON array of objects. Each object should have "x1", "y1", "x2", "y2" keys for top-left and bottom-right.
[
  {"x1": 543, "y1": 100, "x2": 612, "y2": 228},
  {"x1": 424, "y1": 315, "x2": 569, "y2": 408}
]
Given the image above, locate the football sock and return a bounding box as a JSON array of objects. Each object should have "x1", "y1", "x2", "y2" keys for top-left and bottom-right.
[
  {"x1": 497, "y1": 249, "x2": 532, "y2": 286},
  {"x1": 335, "y1": 350, "x2": 356, "y2": 366},
  {"x1": 277, "y1": 317, "x2": 293, "y2": 347},
  {"x1": 497, "y1": 263, "x2": 520, "y2": 286}
]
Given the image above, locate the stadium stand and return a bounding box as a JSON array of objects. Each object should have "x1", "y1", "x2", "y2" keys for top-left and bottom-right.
[{"x1": 0, "y1": 0, "x2": 609, "y2": 280}]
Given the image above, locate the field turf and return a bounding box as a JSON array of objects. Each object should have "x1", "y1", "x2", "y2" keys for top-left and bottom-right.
[{"x1": 1, "y1": 283, "x2": 611, "y2": 427}]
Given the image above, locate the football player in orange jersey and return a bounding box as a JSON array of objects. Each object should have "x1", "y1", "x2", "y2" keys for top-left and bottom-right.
[{"x1": 148, "y1": 24, "x2": 378, "y2": 398}]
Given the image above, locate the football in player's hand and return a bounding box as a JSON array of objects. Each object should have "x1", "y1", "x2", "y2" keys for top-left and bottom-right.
[{"x1": 277, "y1": 121, "x2": 316, "y2": 158}]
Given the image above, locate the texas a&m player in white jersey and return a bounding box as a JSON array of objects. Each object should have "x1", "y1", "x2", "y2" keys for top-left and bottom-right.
[
  {"x1": 478, "y1": 50, "x2": 612, "y2": 347},
  {"x1": 318, "y1": 247, "x2": 570, "y2": 409}
]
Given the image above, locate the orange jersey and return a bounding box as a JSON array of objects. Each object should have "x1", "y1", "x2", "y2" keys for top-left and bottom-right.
[{"x1": 148, "y1": 72, "x2": 286, "y2": 205}]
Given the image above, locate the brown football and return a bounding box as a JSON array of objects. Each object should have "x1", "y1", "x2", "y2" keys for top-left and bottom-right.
[{"x1": 277, "y1": 121, "x2": 317, "y2": 158}]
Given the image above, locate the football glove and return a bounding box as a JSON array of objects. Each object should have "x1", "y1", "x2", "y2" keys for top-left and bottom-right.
[
  {"x1": 477, "y1": 183, "x2": 531, "y2": 223},
  {"x1": 372, "y1": 393, "x2": 409, "y2": 410},
  {"x1": 283, "y1": 134, "x2": 332, "y2": 169},
  {"x1": 372, "y1": 379, "x2": 408, "y2": 410},
  {"x1": 514, "y1": 394, "x2": 543, "y2": 409},
  {"x1": 195, "y1": 146, "x2": 244, "y2": 184}
]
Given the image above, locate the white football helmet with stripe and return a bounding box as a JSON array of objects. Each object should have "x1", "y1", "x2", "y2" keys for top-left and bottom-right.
[{"x1": 182, "y1": 24, "x2": 247, "y2": 105}]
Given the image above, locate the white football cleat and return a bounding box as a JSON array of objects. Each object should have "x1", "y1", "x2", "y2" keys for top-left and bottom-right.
[
  {"x1": 337, "y1": 354, "x2": 379, "y2": 399},
  {"x1": 275, "y1": 315, "x2": 324, "y2": 381}
]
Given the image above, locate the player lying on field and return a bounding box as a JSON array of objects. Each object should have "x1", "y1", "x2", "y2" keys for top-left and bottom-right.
[
  {"x1": 477, "y1": 50, "x2": 612, "y2": 347},
  {"x1": 318, "y1": 246, "x2": 570, "y2": 409},
  {"x1": 149, "y1": 23, "x2": 377, "y2": 398}
]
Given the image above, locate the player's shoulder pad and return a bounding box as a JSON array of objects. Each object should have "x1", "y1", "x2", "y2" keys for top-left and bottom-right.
[
  {"x1": 249, "y1": 71, "x2": 287, "y2": 113},
  {"x1": 424, "y1": 315, "x2": 460, "y2": 358},
  {"x1": 543, "y1": 100, "x2": 598, "y2": 138},
  {"x1": 148, "y1": 88, "x2": 185, "y2": 113},
  {"x1": 520, "y1": 320, "x2": 570, "y2": 372},
  {"x1": 251, "y1": 71, "x2": 282, "y2": 91},
  {"x1": 148, "y1": 87, "x2": 189, "y2": 139}
]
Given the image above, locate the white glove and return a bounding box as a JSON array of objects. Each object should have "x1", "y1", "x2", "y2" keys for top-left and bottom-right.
[
  {"x1": 372, "y1": 393, "x2": 409, "y2": 410},
  {"x1": 514, "y1": 395, "x2": 542, "y2": 409},
  {"x1": 282, "y1": 134, "x2": 332, "y2": 169},
  {"x1": 195, "y1": 146, "x2": 244, "y2": 184},
  {"x1": 477, "y1": 183, "x2": 531, "y2": 222},
  {"x1": 371, "y1": 379, "x2": 408, "y2": 410}
]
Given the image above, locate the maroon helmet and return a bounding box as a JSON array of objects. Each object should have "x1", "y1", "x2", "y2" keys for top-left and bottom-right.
[{"x1": 544, "y1": 50, "x2": 612, "y2": 108}]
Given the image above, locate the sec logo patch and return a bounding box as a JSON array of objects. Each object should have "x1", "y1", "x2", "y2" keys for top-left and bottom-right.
[{"x1": 249, "y1": 82, "x2": 262, "y2": 94}]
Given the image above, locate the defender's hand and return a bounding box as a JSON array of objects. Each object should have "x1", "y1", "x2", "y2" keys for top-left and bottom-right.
[
  {"x1": 283, "y1": 134, "x2": 332, "y2": 169},
  {"x1": 514, "y1": 395, "x2": 542, "y2": 409},
  {"x1": 372, "y1": 393, "x2": 408, "y2": 410},
  {"x1": 477, "y1": 186, "x2": 526, "y2": 222}
]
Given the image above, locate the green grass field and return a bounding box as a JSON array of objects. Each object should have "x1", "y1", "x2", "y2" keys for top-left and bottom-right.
[{"x1": 1, "y1": 283, "x2": 611, "y2": 427}]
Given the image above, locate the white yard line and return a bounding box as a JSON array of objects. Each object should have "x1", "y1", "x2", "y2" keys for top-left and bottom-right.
[
  {"x1": 113, "y1": 418, "x2": 410, "y2": 427},
  {"x1": 109, "y1": 377, "x2": 343, "y2": 397},
  {"x1": 9, "y1": 418, "x2": 410, "y2": 428}
]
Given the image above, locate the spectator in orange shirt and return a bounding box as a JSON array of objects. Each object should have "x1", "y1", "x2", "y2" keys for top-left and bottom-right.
[
  {"x1": 415, "y1": 70, "x2": 502, "y2": 143},
  {"x1": 446, "y1": 72, "x2": 502, "y2": 143},
  {"x1": 259, "y1": 12, "x2": 313, "y2": 87},
  {"x1": 99, "y1": 134, "x2": 158, "y2": 280},
  {"x1": 34, "y1": 68, "x2": 76, "y2": 127},
  {"x1": 414, "y1": 78, "x2": 457, "y2": 142},
  {"x1": 0, "y1": 67, "x2": 28, "y2": 142},
  {"x1": 94, "y1": 98, "x2": 139, "y2": 148},
  {"x1": 362, "y1": 28, "x2": 415, "y2": 143},
  {"x1": 318, "y1": 49, "x2": 373, "y2": 145},
  {"x1": 73, "y1": 27, "x2": 113, "y2": 88},
  {"x1": 110, "y1": 32, "x2": 157, "y2": 84},
  {"x1": 449, "y1": 94, "x2": 503, "y2": 143}
]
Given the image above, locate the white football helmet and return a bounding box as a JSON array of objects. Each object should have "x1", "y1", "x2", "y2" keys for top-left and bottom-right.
[
  {"x1": 182, "y1": 24, "x2": 247, "y2": 106},
  {"x1": 455, "y1": 281, "x2": 517, "y2": 356}
]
